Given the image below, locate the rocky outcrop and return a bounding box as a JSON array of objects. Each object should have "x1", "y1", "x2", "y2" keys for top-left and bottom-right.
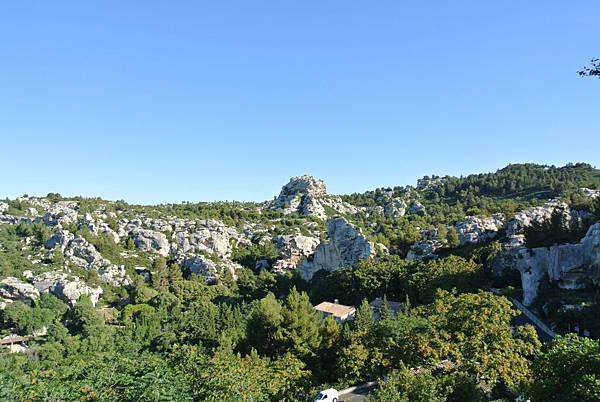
[
  {"x1": 273, "y1": 175, "x2": 359, "y2": 219},
  {"x1": 82, "y1": 213, "x2": 120, "y2": 243},
  {"x1": 181, "y1": 255, "x2": 240, "y2": 284},
  {"x1": 494, "y1": 222, "x2": 600, "y2": 306},
  {"x1": 46, "y1": 230, "x2": 129, "y2": 285},
  {"x1": 579, "y1": 187, "x2": 600, "y2": 199},
  {"x1": 131, "y1": 229, "x2": 170, "y2": 257},
  {"x1": 299, "y1": 217, "x2": 379, "y2": 280},
  {"x1": 172, "y1": 219, "x2": 247, "y2": 259},
  {"x1": 384, "y1": 198, "x2": 407, "y2": 219},
  {"x1": 45, "y1": 229, "x2": 75, "y2": 254},
  {"x1": 406, "y1": 240, "x2": 440, "y2": 261},
  {"x1": 0, "y1": 277, "x2": 40, "y2": 307},
  {"x1": 408, "y1": 201, "x2": 426, "y2": 215},
  {"x1": 505, "y1": 200, "x2": 586, "y2": 248},
  {"x1": 42, "y1": 202, "x2": 79, "y2": 227},
  {"x1": 29, "y1": 271, "x2": 103, "y2": 306},
  {"x1": 454, "y1": 214, "x2": 504, "y2": 246},
  {"x1": 272, "y1": 234, "x2": 320, "y2": 272},
  {"x1": 0, "y1": 202, "x2": 8, "y2": 214},
  {"x1": 416, "y1": 176, "x2": 446, "y2": 191}
]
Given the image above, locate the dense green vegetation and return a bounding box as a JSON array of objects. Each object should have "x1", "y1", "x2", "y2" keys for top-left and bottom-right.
[{"x1": 2, "y1": 251, "x2": 595, "y2": 401}]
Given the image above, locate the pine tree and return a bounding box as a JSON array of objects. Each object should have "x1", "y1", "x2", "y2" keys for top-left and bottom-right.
[
  {"x1": 274, "y1": 288, "x2": 321, "y2": 358},
  {"x1": 446, "y1": 226, "x2": 460, "y2": 248}
]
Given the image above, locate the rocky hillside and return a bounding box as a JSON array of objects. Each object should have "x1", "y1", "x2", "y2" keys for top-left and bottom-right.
[{"x1": 1, "y1": 163, "x2": 600, "y2": 312}]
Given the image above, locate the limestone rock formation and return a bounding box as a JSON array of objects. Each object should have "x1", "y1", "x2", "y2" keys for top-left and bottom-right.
[
  {"x1": 494, "y1": 222, "x2": 600, "y2": 306},
  {"x1": 273, "y1": 175, "x2": 359, "y2": 219},
  {"x1": 273, "y1": 234, "x2": 320, "y2": 272},
  {"x1": 0, "y1": 202, "x2": 8, "y2": 214},
  {"x1": 505, "y1": 200, "x2": 586, "y2": 248},
  {"x1": 45, "y1": 229, "x2": 75, "y2": 254},
  {"x1": 0, "y1": 277, "x2": 40, "y2": 307},
  {"x1": 29, "y1": 271, "x2": 103, "y2": 306},
  {"x1": 408, "y1": 201, "x2": 426, "y2": 215},
  {"x1": 579, "y1": 187, "x2": 600, "y2": 199},
  {"x1": 299, "y1": 217, "x2": 378, "y2": 280},
  {"x1": 82, "y1": 213, "x2": 120, "y2": 243},
  {"x1": 406, "y1": 240, "x2": 440, "y2": 261},
  {"x1": 181, "y1": 255, "x2": 240, "y2": 284},
  {"x1": 454, "y1": 214, "x2": 504, "y2": 246},
  {"x1": 131, "y1": 229, "x2": 170, "y2": 257},
  {"x1": 46, "y1": 230, "x2": 129, "y2": 285},
  {"x1": 172, "y1": 219, "x2": 247, "y2": 259},
  {"x1": 383, "y1": 198, "x2": 407, "y2": 218},
  {"x1": 416, "y1": 176, "x2": 446, "y2": 191},
  {"x1": 42, "y1": 202, "x2": 79, "y2": 227}
]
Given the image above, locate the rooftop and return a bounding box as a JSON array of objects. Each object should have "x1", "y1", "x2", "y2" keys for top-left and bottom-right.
[{"x1": 314, "y1": 301, "x2": 355, "y2": 318}]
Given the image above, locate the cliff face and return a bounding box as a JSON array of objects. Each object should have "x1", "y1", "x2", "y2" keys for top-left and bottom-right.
[
  {"x1": 495, "y1": 222, "x2": 600, "y2": 305},
  {"x1": 299, "y1": 217, "x2": 381, "y2": 281}
]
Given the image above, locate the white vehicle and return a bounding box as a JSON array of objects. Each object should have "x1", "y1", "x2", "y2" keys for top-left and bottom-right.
[{"x1": 313, "y1": 388, "x2": 339, "y2": 402}]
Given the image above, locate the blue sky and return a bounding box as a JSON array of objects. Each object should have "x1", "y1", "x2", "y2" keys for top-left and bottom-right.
[{"x1": 1, "y1": 1, "x2": 599, "y2": 204}]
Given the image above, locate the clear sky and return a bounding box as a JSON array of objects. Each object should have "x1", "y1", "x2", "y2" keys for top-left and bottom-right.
[{"x1": 1, "y1": 1, "x2": 599, "y2": 204}]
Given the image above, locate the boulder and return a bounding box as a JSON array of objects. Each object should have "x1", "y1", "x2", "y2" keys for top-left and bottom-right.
[
  {"x1": 579, "y1": 187, "x2": 600, "y2": 199},
  {"x1": 454, "y1": 214, "x2": 504, "y2": 246},
  {"x1": 181, "y1": 255, "x2": 240, "y2": 284},
  {"x1": 82, "y1": 214, "x2": 120, "y2": 243},
  {"x1": 0, "y1": 277, "x2": 40, "y2": 306},
  {"x1": 0, "y1": 202, "x2": 8, "y2": 214},
  {"x1": 408, "y1": 201, "x2": 426, "y2": 215},
  {"x1": 45, "y1": 229, "x2": 75, "y2": 253},
  {"x1": 42, "y1": 202, "x2": 79, "y2": 227},
  {"x1": 406, "y1": 241, "x2": 440, "y2": 261},
  {"x1": 273, "y1": 234, "x2": 320, "y2": 272},
  {"x1": 384, "y1": 198, "x2": 407, "y2": 218},
  {"x1": 172, "y1": 219, "x2": 245, "y2": 259},
  {"x1": 30, "y1": 271, "x2": 103, "y2": 306},
  {"x1": 131, "y1": 229, "x2": 170, "y2": 257},
  {"x1": 299, "y1": 217, "x2": 378, "y2": 280}
]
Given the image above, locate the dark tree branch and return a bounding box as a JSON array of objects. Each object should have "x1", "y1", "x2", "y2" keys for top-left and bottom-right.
[{"x1": 578, "y1": 58, "x2": 600, "y2": 78}]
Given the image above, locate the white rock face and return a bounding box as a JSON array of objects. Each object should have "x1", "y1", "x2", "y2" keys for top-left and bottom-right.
[
  {"x1": 454, "y1": 214, "x2": 504, "y2": 246},
  {"x1": 42, "y1": 202, "x2": 79, "y2": 227},
  {"x1": 384, "y1": 198, "x2": 407, "y2": 218},
  {"x1": 0, "y1": 202, "x2": 9, "y2": 214},
  {"x1": 496, "y1": 222, "x2": 600, "y2": 306},
  {"x1": 408, "y1": 201, "x2": 426, "y2": 215},
  {"x1": 131, "y1": 229, "x2": 170, "y2": 257},
  {"x1": 406, "y1": 241, "x2": 440, "y2": 261},
  {"x1": 46, "y1": 230, "x2": 129, "y2": 285},
  {"x1": 30, "y1": 271, "x2": 103, "y2": 306},
  {"x1": 0, "y1": 277, "x2": 40, "y2": 306},
  {"x1": 45, "y1": 229, "x2": 75, "y2": 253},
  {"x1": 172, "y1": 219, "x2": 246, "y2": 259},
  {"x1": 82, "y1": 213, "x2": 120, "y2": 243},
  {"x1": 579, "y1": 187, "x2": 600, "y2": 199},
  {"x1": 181, "y1": 255, "x2": 240, "y2": 284},
  {"x1": 273, "y1": 234, "x2": 320, "y2": 272},
  {"x1": 416, "y1": 176, "x2": 446, "y2": 191},
  {"x1": 299, "y1": 217, "x2": 378, "y2": 280},
  {"x1": 273, "y1": 175, "x2": 359, "y2": 219},
  {"x1": 505, "y1": 200, "x2": 586, "y2": 248}
]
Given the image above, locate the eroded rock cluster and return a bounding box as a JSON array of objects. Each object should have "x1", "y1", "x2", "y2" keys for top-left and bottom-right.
[{"x1": 273, "y1": 175, "x2": 359, "y2": 219}]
